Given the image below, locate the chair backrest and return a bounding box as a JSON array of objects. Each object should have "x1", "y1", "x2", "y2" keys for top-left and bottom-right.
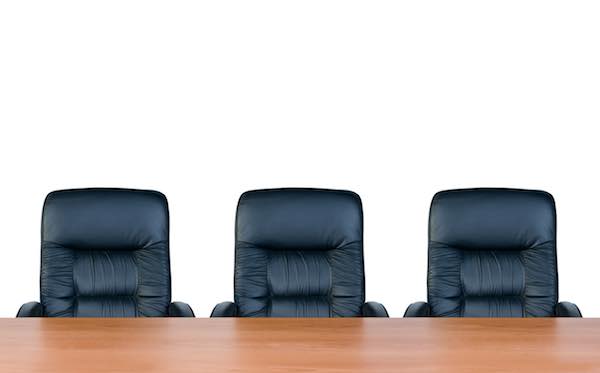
[
  {"x1": 41, "y1": 188, "x2": 171, "y2": 317},
  {"x1": 234, "y1": 188, "x2": 365, "y2": 317},
  {"x1": 427, "y1": 188, "x2": 558, "y2": 317}
]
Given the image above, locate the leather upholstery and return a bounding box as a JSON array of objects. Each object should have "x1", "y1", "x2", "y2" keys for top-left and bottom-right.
[
  {"x1": 18, "y1": 188, "x2": 194, "y2": 317},
  {"x1": 213, "y1": 188, "x2": 388, "y2": 317},
  {"x1": 168, "y1": 302, "x2": 196, "y2": 317},
  {"x1": 404, "y1": 302, "x2": 430, "y2": 317},
  {"x1": 362, "y1": 302, "x2": 389, "y2": 317},
  {"x1": 555, "y1": 302, "x2": 582, "y2": 317},
  {"x1": 17, "y1": 302, "x2": 43, "y2": 317},
  {"x1": 211, "y1": 302, "x2": 238, "y2": 317},
  {"x1": 405, "y1": 188, "x2": 581, "y2": 318}
]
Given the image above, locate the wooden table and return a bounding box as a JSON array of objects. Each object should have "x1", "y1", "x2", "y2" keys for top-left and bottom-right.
[{"x1": 1, "y1": 318, "x2": 599, "y2": 372}]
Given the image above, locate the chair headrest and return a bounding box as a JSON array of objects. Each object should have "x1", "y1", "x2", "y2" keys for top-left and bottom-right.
[
  {"x1": 429, "y1": 188, "x2": 555, "y2": 250},
  {"x1": 42, "y1": 188, "x2": 168, "y2": 250},
  {"x1": 236, "y1": 188, "x2": 362, "y2": 250}
]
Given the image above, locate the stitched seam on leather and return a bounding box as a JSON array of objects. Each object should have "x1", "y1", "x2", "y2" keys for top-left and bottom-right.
[
  {"x1": 430, "y1": 240, "x2": 556, "y2": 251},
  {"x1": 266, "y1": 249, "x2": 272, "y2": 317},
  {"x1": 325, "y1": 251, "x2": 333, "y2": 317},
  {"x1": 235, "y1": 239, "x2": 361, "y2": 250},
  {"x1": 72, "y1": 249, "x2": 78, "y2": 317},
  {"x1": 75, "y1": 295, "x2": 137, "y2": 298},
  {"x1": 269, "y1": 295, "x2": 329, "y2": 299},
  {"x1": 41, "y1": 240, "x2": 168, "y2": 249},
  {"x1": 519, "y1": 250, "x2": 526, "y2": 317},
  {"x1": 462, "y1": 295, "x2": 523, "y2": 298},
  {"x1": 132, "y1": 249, "x2": 140, "y2": 317},
  {"x1": 459, "y1": 248, "x2": 465, "y2": 317}
]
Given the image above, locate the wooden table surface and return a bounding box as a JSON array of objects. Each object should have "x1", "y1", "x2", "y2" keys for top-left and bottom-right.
[{"x1": 1, "y1": 318, "x2": 599, "y2": 372}]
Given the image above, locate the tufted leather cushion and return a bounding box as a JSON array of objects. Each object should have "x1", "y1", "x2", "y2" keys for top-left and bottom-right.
[
  {"x1": 234, "y1": 188, "x2": 365, "y2": 317},
  {"x1": 428, "y1": 188, "x2": 558, "y2": 317},
  {"x1": 41, "y1": 189, "x2": 171, "y2": 317}
]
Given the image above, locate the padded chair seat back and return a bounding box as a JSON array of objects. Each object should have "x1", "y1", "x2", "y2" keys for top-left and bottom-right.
[
  {"x1": 234, "y1": 189, "x2": 365, "y2": 317},
  {"x1": 41, "y1": 189, "x2": 171, "y2": 317},
  {"x1": 428, "y1": 188, "x2": 558, "y2": 317}
]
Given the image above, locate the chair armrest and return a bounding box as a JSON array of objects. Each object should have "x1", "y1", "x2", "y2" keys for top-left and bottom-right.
[
  {"x1": 17, "y1": 301, "x2": 43, "y2": 317},
  {"x1": 555, "y1": 301, "x2": 582, "y2": 317},
  {"x1": 362, "y1": 301, "x2": 389, "y2": 317},
  {"x1": 404, "y1": 301, "x2": 431, "y2": 317},
  {"x1": 211, "y1": 301, "x2": 238, "y2": 317},
  {"x1": 168, "y1": 302, "x2": 195, "y2": 317}
]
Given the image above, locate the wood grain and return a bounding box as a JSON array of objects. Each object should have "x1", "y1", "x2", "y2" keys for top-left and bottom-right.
[{"x1": 1, "y1": 318, "x2": 599, "y2": 372}]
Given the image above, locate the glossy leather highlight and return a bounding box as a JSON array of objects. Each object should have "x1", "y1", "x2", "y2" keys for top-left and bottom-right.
[
  {"x1": 18, "y1": 188, "x2": 194, "y2": 318},
  {"x1": 17, "y1": 302, "x2": 43, "y2": 317},
  {"x1": 555, "y1": 302, "x2": 582, "y2": 317},
  {"x1": 362, "y1": 302, "x2": 389, "y2": 317},
  {"x1": 404, "y1": 302, "x2": 431, "y2": 317},
  {"x1": 212, "y1": 188, "x2": 387, "y2": 317},
  {"x1": 405, "y1": 188, "x2": 581, "y2": 318},
  {"x1": 168, "y1": 302, "x2": 196, "y2": 317},
  {"x1": 211, "y1": 302, "x2": 238, "y2": 317}
]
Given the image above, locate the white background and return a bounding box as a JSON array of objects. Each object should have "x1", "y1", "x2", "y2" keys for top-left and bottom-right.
[{"x1": 1, "y1": 1, "x2": 599, "y2": 318}]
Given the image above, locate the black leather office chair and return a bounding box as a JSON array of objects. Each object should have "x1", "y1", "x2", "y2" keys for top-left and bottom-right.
[
  {"x1": 212, "y1": 188, "x2": 388, "y2": 317},
  {"x1": 17, "y1": 188, "x2": 194, "y2": 317},
  {"x1": 405, "y1": 188, "x2": 581, "y2": 317}
]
